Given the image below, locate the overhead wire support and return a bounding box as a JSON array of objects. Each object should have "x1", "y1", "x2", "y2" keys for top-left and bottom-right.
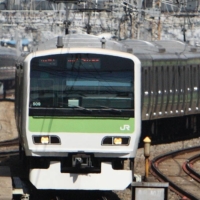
[
  {"x1": 172, "y1": 0, "x2": 200, "y2": 42},
  {"x1": 48, "y1": 0, "x2": 112, "y2": 12}
]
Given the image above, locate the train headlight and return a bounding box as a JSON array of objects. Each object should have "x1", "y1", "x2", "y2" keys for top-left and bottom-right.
[
  {"x1": 33, "y1": 135, "x2": 61, "y2": 145},
  {"x1": 102, "y1": 137, "x2": 130, "y2": 146},
  {"x1": 113, "y1": 137, "x2": 122, "y2": 145},
  {"x1": 41, "y1": 136, "x2": 49, "y2": 144}
]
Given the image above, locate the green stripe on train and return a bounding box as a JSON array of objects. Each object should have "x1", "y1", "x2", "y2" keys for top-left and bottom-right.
[{"x1": 28, "y1": 117, "x2": 135, "y2": 133}]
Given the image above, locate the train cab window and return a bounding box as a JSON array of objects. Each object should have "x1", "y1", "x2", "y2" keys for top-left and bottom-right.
[
  {"x1": 30, "y1": 79, "x2": 54, "y2": 107},
  {"x1": 29, "y1": 53, "x2": 134, "y2": 116}
]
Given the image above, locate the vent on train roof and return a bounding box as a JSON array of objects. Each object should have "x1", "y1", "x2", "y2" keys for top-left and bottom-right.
[
  {"x1": 127, "y1": 48, "x2": 133, "y2": 53},
  {"x1": 190, "y1": 47, "x2": 197, "y2": 52},
  {"x1": 57, "y1": 36, "x2": 64, "y2": 48},
  {"x1": 101, "y1": 37, "x2": 106, "y2": 49},
  {"x1": 158, "y1": 48, "x2": 165, "y2": 53}
]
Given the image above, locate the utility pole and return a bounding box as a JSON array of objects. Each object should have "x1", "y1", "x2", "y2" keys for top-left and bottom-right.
[
  {"x1": 131, "y1": 13, "x2": 137, "y2": 39},
  {"x1": 157, "y1": 0, "x2": 161, "y2": 40},
  {"x1": 136, "y1": 0, "x2": 143, "y2": 39},
  {"x1": 151, "y1": 0, "x2": 161, "y2": 41},
  {"x1": 157, "y1": 17, "x2": 161, "y2": 40},
  {"x1": 182, "y1": 15, "x2": 186, "y2": 42}
]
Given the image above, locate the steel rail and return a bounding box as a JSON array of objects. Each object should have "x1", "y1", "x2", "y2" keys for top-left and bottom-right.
[
  {"x1": 0, "y1": 149, "x2": 19, "y2": 157},
  {"x1": 0, "y1": 138, "x2": 19, "y2": 160},
  {"x1": 150, "y1": 145, "x2": 200, "y2": 200},
  {"x1": 0, "y1": 138, "x2": 19, "y2": 147},
  {"x1": 182, "y1": 154, "x2": 200, "y2": 183}
]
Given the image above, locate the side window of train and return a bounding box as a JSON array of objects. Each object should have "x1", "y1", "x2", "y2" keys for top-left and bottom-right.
[
  {"x1": 168, "y1": 65, "x2": 174, "y2": 104},
  {"x1": 178, "y1": 66, "x2": 183, "y2": 104},
  {"x1": 142, "y1": 68, "x2": 146, "y2": 107},
  {"x1": 163, "y1": 66, "x2": 167, "y2": 96},
  {"x1": 142, "y1": 66, "x2": 151, "y2": 117},
  {"x1": 188, "y1": 65, "x2": 191, "y2": 96},
  {"x1": 167, "y1": 66, "x2": 169, "y2": 94},
  {"x1": 174, "y1": 64, "x2": 179, "y2": 104},
  {"x1": 157, "y1": 66, "x2": 163, "y2": 98},
  {"x1": 177, "y1": 66, "x2": 181, "y2": 93},
  {"x1": 154, "y1": 66, "x2": 159, "y2": 105},
  {"x1": 185, "y1": 65, "x2": 191, "y2": 108},
  {"x1": 198, "y1": 65, "x2": 200, "y2": 108},
  {"x1": 143, "y1": 68, "x2": 149, "y2": 97},
  {"x1": 182, "y1": 65, "x2": 186, "y2": 108},
  {"x1": 192, "y1": 66, "x2": 198, "y2": 92},
  {"x1": 191, "y1": 65, "x2": 198, "y2": 109},
  {"x1": 189, "y1": 65, "x2": 194, "y2": 108}
]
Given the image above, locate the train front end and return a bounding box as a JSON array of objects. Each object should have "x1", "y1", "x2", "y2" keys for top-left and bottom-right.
[{"x1": 21, "y1": 48, "x2": 141, "y2": 190}]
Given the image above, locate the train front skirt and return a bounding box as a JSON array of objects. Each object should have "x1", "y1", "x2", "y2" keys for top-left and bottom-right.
[{"x1": 29, "y1": 161, "x2": 132, "y2": 190}]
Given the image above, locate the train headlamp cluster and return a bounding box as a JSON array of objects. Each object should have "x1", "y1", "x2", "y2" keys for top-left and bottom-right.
[
  {"x1": 33, "y1": 135, "x2": 61, "y2": 144},
  {"x1": 41, "y1": 136, "x2": 49, "y2": 144},
  {"x1": 102, "y1": 137, "x2": 130, "y2": 146},
  {"x1": 113, "y1": 137, "x2": 122, "y2": 145}
]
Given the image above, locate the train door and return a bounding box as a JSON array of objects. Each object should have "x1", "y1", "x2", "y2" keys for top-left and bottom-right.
[
  {"x1": 184, "y1": 64, "x2": 192, "y2": 115},
  {"x1": 176, "y1": 65, "x2": 185, "y2": 114},
  {"x1": 190, "y1": 65, "x2": 198, "y2": 113},
  {"x1": 153, "y1": 66, "x2": 164, "y2": 118},
  {"x1": 141, "y1": 66, "x2": 152, "y2": 120}
]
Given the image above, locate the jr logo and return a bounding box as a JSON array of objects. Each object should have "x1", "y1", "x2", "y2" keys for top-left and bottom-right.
[{"x1": 120, "y1": 125, "x2": 130, "y2": 131}]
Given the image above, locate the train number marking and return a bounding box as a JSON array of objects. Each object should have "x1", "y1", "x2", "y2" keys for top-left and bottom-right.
[
  {"x1": 32, "y1": 102, "x2": 41, "y2": 107},
  {"x1": 120, "y1": 125, "x2": 130, "y2": 131}
]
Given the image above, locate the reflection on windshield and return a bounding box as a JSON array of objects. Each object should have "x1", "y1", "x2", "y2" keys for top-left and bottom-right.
[{"x1": 30, "y1": 53, "x2": 134, "y2": 110}]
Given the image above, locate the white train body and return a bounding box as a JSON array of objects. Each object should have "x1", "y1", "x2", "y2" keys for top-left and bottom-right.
[{"x1": 15, "y1": 34, "x2": 141, "y2": 190}]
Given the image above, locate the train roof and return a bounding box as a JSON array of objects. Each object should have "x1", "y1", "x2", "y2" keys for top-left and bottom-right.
[
  {"x1": 27, "y1": 34, "x2": 200, "y2": 66},
  {"x1": 0, "y1": 46, "x2": 18, "y2": 56},
  {"x1": 120, "y1": 39, "x2": 200, "y2": 62},
  {"x1": 33, "y1": 34, "x2": 125, "y2": 52}
]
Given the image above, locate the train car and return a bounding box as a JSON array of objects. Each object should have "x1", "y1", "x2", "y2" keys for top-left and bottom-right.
[
  {"x1": 121, "y1": 39, "x2": 200, "y2": 141},
  {"x1": 15, "y1": 34, "x2": 141, "y2": 190},
  {"x1": 0, "y1": 46, "x2": 19, "y2": 98}
]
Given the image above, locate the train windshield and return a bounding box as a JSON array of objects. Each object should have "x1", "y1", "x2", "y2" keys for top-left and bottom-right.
[{"x1": 29, "y1": 53, "x2": 134, "y2": 115}]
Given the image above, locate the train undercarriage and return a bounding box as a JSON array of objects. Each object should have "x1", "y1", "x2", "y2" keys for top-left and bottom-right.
[{"x1": 141, "y1": 115, "x2": 200, "y2": 146}]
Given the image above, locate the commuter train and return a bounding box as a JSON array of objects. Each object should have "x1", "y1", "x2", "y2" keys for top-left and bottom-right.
[
  {"x1": 121, "y1": 39, "x2": 200, "y2": 120},
  {"x1": 15, "y1": 33, "x2": 200, "y2": 191},
  {"x1": 15, "y1": 34, "x2": 141, "y2": 190}
]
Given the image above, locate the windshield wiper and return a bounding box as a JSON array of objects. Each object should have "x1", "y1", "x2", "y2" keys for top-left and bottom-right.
[
  {"x1": 99, "y1": 106, "x2": 122, "y2": 114},
  {"x1": 59, "y1": 102, "x2": 92, "y2": 113},
  {"x1": 70, "y1": 105, "x2": 93, "y2": 114}
]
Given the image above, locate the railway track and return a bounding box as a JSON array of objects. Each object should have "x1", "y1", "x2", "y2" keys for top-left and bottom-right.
[
  {"x1": 150, "y1": 146, "x2": 200, "y2": 200},
  {"x1": 183, "y1": 154, "x2": 200, "y2": 183},
  {"x1": 0, "y1": 138, "x2": 18, "y2": 147},
  {"x1": 0, "y1": 138, "x2": 19, "y2": 162}
]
